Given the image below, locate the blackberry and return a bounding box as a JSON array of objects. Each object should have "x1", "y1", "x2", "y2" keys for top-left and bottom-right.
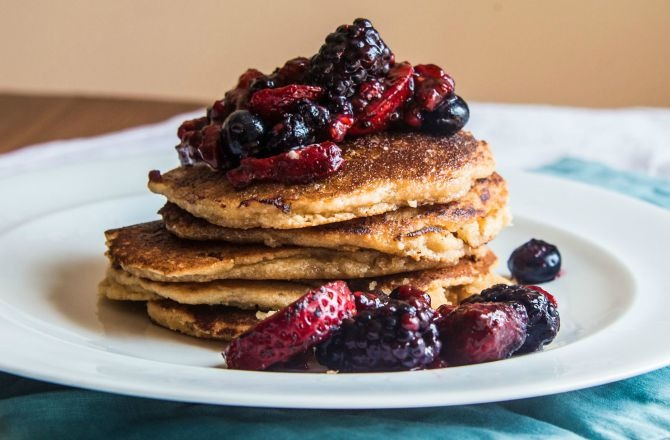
[
  {"x1": 309, "y1": 18, "x2": 394, "y2": 97},
  {"x1": 265, "y1": 100, "x2": 331, "y2": 153},
  {"x1": 316, "y1": 298, "x2": 441, "y2": 372},
  {"x1": 462, "y1": 284, "x2": 560, "y2": 353},
  {"x1": 508, "y1": 239, "x2": 562, "y2": 284}
]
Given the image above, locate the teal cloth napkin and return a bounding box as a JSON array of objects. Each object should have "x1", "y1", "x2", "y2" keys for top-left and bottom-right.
[{"x1": 1, "y1": 157, "x2": 669, "y2": 439}]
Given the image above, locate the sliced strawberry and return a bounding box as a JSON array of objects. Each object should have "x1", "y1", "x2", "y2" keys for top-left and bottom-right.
[
  {"x1": 224, "y1": 281, "x2": 356, "y2": 371},
  {"x1": 225, "y1": 141, "x2": 344, "y2": 188},
  {"x1": 249, "y1": 85, "x2": 324, "y2": 121},
  {"x1": 349, "y1": 62, "x2": 414, "y2": 136}
]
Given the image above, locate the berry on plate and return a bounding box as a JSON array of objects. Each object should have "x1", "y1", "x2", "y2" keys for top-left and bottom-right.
[
  {"x1": 508, "y1": 238, "x2": 562, "y2": 284},
  {"x1": 316, "y1": 297, "x2": 441, "y2": 372},
  {"x1": 436, "y1": 302, "x2": 528, "y2": 366},
  {"x1": 223, "y1": 281, "x2": 356, "y2": 371},
  {"x1": 462, "y1": 284, "x2": 560, "y2": 353}
]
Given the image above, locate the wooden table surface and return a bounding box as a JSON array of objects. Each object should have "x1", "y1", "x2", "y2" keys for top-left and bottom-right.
[{"x1": 0, "y1": 93, "x2": 204, "y2": 153}]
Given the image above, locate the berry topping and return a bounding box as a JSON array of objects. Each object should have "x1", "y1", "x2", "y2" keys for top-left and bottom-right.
[
  {"x1": 413, "y1": 64, "x2": 456, "y2": 112},
  {"x1": 220, "y1": 110, "x2": 267, "y2": 167},
  {"x1": 349, "y1": 62, "x2": 414, "y2": 135},
  {"x1": 197, "y1": 124, "x2": 226, "y2": 169},
  {"x1": 353, "y1": 290, "x2": 390, "y2": 312},
  {"x1": 225, "y1": 141, "x2": 344, "y2": 188},
  {"x1": 249, "y1": 85, "x2": 324, "y2": 121},
  {"x1": 389, "y1": 285, "x2": 431, "y2": 307},
  {"x1": 436, "y1": 302, "x2": 528, "y2": 366},
  {"x1": 462, "y1": 284, "x2": 560, "y2": 354},
  {"x1": 223, "y1": 281, "x2": 356, "y2": 371},
  {"x1": 404, "y1": 64, "x2": 456, "y2": 128},
  {"x1": 265, "y1": 100, "x2": 331, "y2": 154},
  {"x1": 174, "y1": 18, "x2": 471, "y2": 186},
  {"x1": 210, "y1": 68, "x2": 264, "y2": 123},
  {"x1": 273, "y1": 57, "x2": 312, "y2": 86},
  {"x1": 508, "y1": 239, "x2": 562, "y2": 284},
  {"x1": 309, "y1": 18, "x2": 394, "y2": 98},
  {"x1": 316, "y1": 298, "x2": 441, "y2": 372},
  {"x1": 421, "y1": 95, "x2": 470, "y2": 136}
]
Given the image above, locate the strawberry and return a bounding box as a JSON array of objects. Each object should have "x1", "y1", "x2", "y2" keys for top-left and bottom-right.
[
  {"x1": 224, "y1": 281, "x2": 356, "y2": 370},
  {"x1": 349, "y1": 62, "x2": 414, "y2": 135},
  {"x1": 225, "y1": 141, "x2": 344, "y2": 188},
  {"x1": 249, "y1": 84, "x2": 324, "y2": 121}
]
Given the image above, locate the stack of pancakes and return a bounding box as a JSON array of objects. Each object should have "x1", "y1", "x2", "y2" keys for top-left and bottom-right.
[{"x1": 99, "y1": 131, "x2": 511, "y2": 340}]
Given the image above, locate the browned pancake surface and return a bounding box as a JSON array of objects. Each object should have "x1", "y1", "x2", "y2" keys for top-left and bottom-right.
[
  {"x1": 159, "y1": 173, "x2": 508, "y2": 261},
  {"x1": 105, "y1": 221, "x2": 453, "y2": 281},
  {"x1": 149, "y1": 131, "x2": 495, "y2": 229},
  {"x1": 147, "y1": 300, "x2": 258, "y2": 341}
]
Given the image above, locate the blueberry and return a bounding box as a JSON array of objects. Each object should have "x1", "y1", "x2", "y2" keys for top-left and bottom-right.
[
  {"x1": 422, "y1": 95, "x2": 469, "y2": 136},
  {"x1": 508, "y1": 239, "x2": 562, "y2": 284},
  {"x1": 220, "y1": 110, "x2": 266, "y2": 166}
]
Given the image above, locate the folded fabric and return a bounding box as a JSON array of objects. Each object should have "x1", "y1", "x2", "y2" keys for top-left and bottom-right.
[{"x1": 1, "y1": 157, "x2": 669, "y2": 440}]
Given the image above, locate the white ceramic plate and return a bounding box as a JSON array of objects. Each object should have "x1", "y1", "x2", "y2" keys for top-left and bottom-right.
[{"x1": 1, "y1": 153, "x2": 669, "y2": 409}]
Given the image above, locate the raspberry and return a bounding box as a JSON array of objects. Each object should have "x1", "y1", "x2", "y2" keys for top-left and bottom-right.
[
  {"x1": 225, "y1": 141, "x2": 344, "y2": 188},
  {"x1": 436, "y1": 302, "x2": 528, "y2": 366},
  {"x1": 404, "y1": 64, "x2": 455, "y2": 128},
  {"x1": 413, "y1": 64, "x2": 455, "y2": 112},
  {"x1": 223, "y1": 281, "x2": 356, "y2": 370},
  {"x1": 462, "y1": 284, "x2": 560, "y2": 353},
  {"x1": 309, "y1": 18, "x2": 394, "y2": 97},
  {"x1": 316, "y1": 298, "x2": 441, "y2": 372}
]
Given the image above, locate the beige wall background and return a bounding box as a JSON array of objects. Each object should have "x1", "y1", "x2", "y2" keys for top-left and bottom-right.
[{"x1": 1, "y1": 0, "x2": 669, "y2": 107}]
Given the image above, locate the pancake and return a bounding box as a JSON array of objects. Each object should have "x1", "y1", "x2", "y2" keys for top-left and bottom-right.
[
  {"x1": 143, "y1": 269, "x2": 508, "y2": 341},
  {"x1": 147, "y1": 300, "x2": 258, "y2": 341},
  {"x1": 148, "y1": 131, "x2": 495, "y2": 229},
  {"x1": 100, "y1": 248, "x2": 500, "y2": 310},
  {"x1": 160, "y1": 173, "x2": 510, "y2": 261},
  {"x1": 102, "y1": 267, "x2": 317, "y2": 310},
  {"x1": 104, "y1": 221, "x2": 477, "y2": 282}
]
